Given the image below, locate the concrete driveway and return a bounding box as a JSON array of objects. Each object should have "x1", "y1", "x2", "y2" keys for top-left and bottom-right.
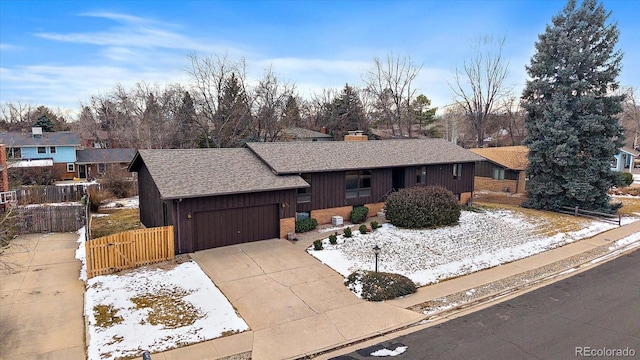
[
  {"x1": 191, "y1": 238, "x2": 424, "y2": 360},
  {"x1": 0, "y1": 232, "x2": 86, "y2": 359}
]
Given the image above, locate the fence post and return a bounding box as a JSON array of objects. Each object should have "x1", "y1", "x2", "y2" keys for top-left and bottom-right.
[{"x1": 574, "y1": 206, "x2": 579, "y2": 216}]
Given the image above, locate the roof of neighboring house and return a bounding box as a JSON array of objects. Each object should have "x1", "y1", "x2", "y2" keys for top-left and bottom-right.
[
  {"x1": 128, "y1": 148, "x2": 309, "y2": 200},
  {"x1": 619, "y1": 146, "x2": 640, "y2": 157},
  {"x1": 76, "y1": 148, "x2": 136, "y2": 164},
  {"x1": 0, "y1": 131, "x2": 80, "y2": 147},
  {"x1": 280, "y1": 127, "x2": 332, "y2": 140},
  {"x1": 247, "y1": 138, "x2": 485, "y2": 174},
  {"x1": 469, "y1": 146, "x2": 529, "y2": 171}
]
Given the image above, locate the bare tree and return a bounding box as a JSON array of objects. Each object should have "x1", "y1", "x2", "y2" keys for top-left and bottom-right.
[
  {"x1": 363, "y1": 54, "x2": 422, "y2": 137},
  {"x1": 186, "y1": 53, "x2": 252, "y2": 148},
  {"x1": 253, "y1": 67, "x2": 295, "y2": 142},
  {"x1": 500, "y1": 96, "x2": 526, "y2": 146},
  {"x1": 618, "y1": 86, "x2": 640, "y2": 149},
  {"x1": 451, "y1": 36, "x2": 510, "y2": 148}
]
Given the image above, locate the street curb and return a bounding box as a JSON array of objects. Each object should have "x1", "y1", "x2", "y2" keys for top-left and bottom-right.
[{"x1": 294, "y1": 237, "x2": 640, "y2": 359}]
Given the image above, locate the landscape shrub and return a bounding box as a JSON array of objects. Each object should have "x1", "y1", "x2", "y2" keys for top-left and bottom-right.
[
  {"x1": 100, "y1": 166, "x2": 136, "y2": 198},
  {"x1": 295, "y1": 217, "x2": 318, "y2": 233},
  {"x1": 313, "y1": 239, "x2": 323, "y2": 251},
  {"x1": 344, "y1": 271, "x2": 417, "y2": 301},
  {"x1": 343, "y1": 227, "x2": 353, "y2": 238},
  {"x1": 87, "y1": 187, "x2": 113, "y2": 212},
  {"x1": 385, "y1": 185, "x2": 461, "y2": 229},
  {"x1": 350, "y1": 206, "x2": 369, "y2": 224},
  {"x1": 370, "y1": 220, "x2": 380, "y2": 230},
  {"x1": 328, "y1": 234, "x2": 338, "y2": 245},
  {"x1": 620, "y1": 172, "x2": 634, "y2": 187},
  {"x1": 359, "y1": 224, "x2": 368, "y2": 234}
]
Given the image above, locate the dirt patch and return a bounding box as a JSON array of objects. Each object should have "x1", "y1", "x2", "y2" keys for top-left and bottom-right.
[{"x1": 90, "y1": 208, "x2": 143, "y2": 239}]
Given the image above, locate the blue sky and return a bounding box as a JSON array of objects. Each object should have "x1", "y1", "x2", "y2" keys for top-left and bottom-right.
[{"x1": 1, "y1": 0, "x2": 638, "y2": 117}]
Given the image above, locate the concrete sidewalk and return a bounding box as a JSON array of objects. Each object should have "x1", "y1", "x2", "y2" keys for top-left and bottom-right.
[
  {"x1": 146, "y1": 218, "x2": 640, "y2": 360},
  {"x1": 0, "y1": 232, "x2": 86, "y2": 360}
]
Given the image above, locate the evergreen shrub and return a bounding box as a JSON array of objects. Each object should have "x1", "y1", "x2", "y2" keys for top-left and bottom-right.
[
  {"x1": 313, "y1": 239, "x2": 323, "y2": 251},
  {"x1": 343, "y1": 227, "x2": 353, "y2": 238},
  {"x1": 295, "y1": 218, "x2": 318, "y2": 233},
  {"x1": 328, "y1": 234, "x2": 338, "y2": 245},
  {"x1": 359, "y1": 224, "x2": 368, "y2": 234},
  {"x1": 350, "y1": 206, "x2": 369, "y2": 224},
  {"x1": 345, "y1": 271, "x2": 417, "y2": 301},
  {"x1": 385, "y1": 185, "x2": 460, "y2": 229}
]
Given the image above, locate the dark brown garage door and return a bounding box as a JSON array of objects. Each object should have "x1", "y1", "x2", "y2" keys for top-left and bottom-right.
[{"x1": 193, "y1": 204, "x2": 279, "y2": 250}]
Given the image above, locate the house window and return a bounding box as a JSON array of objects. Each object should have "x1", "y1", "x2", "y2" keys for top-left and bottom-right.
[
  {"x1": 67, "y1": 163, "x2": 75, "y2": 172},
  {"x1": 453, "y1": 164, "x2": 463, "y2": 179},
  {"x1": 493, "y1": 168, "x2": 505, "y2": 180},
  {"x1": 7, "y1": 147, "x2": 20, "y2": 159},
  {"x1": 37, "y1": 147, "x2": 46, "y2": 154},
  {"x1": 49, "y1": 146, "x2": 56, "y2": 153},
  {"x1": 416, "y1": 166, "x2": 426, "y2": 185},
  {"x1": 98, "y1": 163, "x2": 107, "y2": 174},
  {"x1": 297, "y1": 174, "x2": 312, "y2": 203},
  {"x1": 346, "y1": 170, "x2": 371, "y2": 198}
]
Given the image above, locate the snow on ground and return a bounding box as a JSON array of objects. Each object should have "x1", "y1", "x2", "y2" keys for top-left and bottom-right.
[
  {"x1": 371, "y1": 345, "x2": 408, "y2": 357},
  {"x1": 75, "y1": 228, "x2": 249, "y2": 360},
  {"x1": 308, "y1": 209, "x2": 638, "y2": 288},
  {"x1": 634, "y1": 173, "x2": 640, "y2": 185},
  {"x1": 100, "y1": 196, "x2": 139, "y2": 209}
]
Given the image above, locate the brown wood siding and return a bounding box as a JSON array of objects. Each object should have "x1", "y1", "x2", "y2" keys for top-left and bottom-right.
[
  {"x1": 476, "y1": 161, "x2": 518, "y2": 180},
  {"x1": 136, "y1": 163, "x2": 167, "y2": 228},
  {"x1": 308, "y1": 169, "x2": 393, "y2": 209},
  {"x1": 425, "y1": 162, "x2": 475, "y2": 194},
  {"x1": 193, "y1": 204, "x2": 279, "y2": 251},
  {"x1": 172, "y1": 189, "x2": 296, "y2": 254}
]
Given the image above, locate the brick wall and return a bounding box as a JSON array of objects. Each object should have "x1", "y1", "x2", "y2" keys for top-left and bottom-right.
[
  {"x1": 0, "y1": 145, "x2": 8, "y2": 193},
  {"x1": 280, "y1": 217, "x2": 295, "y2": 239},
  {"x1": 344, "y1": 134, "x2": 368, "y2": 141},
  {"x1": 460, "y1": 191, "x2": 472, "y2": 205},
  {"x1": 364, "y1": 202, "x2": 385, "y2": 217},
  {"x1": 311, "y1": 205, "x2": 353, "y2": 225},
  {"x1": 474, "y1": 177, "x2": 520, "y2": 194}
]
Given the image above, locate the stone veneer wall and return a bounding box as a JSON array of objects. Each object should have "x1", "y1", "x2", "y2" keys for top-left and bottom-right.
[{"x1": 280, "y1": 217, "x2": 295, "y2": 239}]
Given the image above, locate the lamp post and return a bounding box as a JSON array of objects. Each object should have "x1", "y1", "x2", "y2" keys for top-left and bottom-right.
[{"x1": 373, "y1": 245, "x2": 381, "y2": 273}]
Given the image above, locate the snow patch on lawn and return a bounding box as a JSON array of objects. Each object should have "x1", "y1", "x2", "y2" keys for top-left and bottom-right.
[
  {"x1": 308, "y1": 209, "x2": 631, "y2": 287},
  {"x1": 75, "y1": 228, "x2": 248, "y2": 360}
]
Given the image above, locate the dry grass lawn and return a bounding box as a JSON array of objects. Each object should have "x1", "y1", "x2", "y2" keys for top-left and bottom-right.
[{"x1": 90, "y1": 208, "x2": 143, "y2": 239}]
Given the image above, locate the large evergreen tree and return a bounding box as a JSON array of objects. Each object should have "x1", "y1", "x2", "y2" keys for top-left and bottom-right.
[
  {"x1": 522, "y1": 0, "x2": 624, "y2": 213},
  {"x1": 328, "y1": 84, "x2": 368, "y2": 141}
]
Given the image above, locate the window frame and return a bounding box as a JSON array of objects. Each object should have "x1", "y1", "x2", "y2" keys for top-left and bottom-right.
[
  {"x1": 453, "y1": 163, "x2": 463, "y2": 179},
  {"x1": 345, "y1": 170, "x2": 372, "y2": 198},
  {"x1": 492, "y1": 168, "x2": 505, "y2": 180},
  {"x1": 416, "y1": 166, "x2": 426, "y2": 185},
  {"x1": 49, "y1": 146, "x2": 56, "y2": 154},
  {"x1": 37, "y1": 146, "x2": 46, "y2": 154},
  {"x1": 67, "y1": 163, "x2": 75, "y2": 172},
  {"x1": 297, "y1": 174, "x2": 312, "y2": 204}
]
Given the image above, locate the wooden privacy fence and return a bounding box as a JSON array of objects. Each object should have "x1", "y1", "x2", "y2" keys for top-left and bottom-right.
[
  {"x1": 14, "y1": 182, "x2": 139, "y2": 205},
  {"x1": 85, "y1": 226, "x2": 174, "y2": 279},
  {"x1": 16, "y1": 204, "x2": 87, "y2": 233}
]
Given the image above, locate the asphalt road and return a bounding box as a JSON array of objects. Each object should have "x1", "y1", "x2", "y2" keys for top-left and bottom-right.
[{"x1": 332, "y1": 250, "x2": 640, "y2": 360}]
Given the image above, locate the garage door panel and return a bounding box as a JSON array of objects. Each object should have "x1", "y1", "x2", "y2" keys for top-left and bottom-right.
[{"x1": 193, "y1": 204, "x2": 279, "y2": 251}]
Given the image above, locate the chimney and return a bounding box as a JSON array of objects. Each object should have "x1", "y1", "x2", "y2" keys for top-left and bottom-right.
[
  {"x1": 32, "y1": 127, "x2": 43, "y2": 138},
  {"x1": 0, "y1": 145, "x2": 8, "y2": 193},
  {"x1": 320, "y1": 126, "x2": 327, "y2": 134},
  {"x1": 344, "y1": 130, "x2": 368, "y2": 142}
]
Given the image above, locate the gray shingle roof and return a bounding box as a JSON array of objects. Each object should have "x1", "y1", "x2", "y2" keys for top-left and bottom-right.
[
  {"x1": 130, "y1": 148, "x2": 309, "y2": 200},
  {"x1": 247, "y1": 138, "x2": 485, "y2": 174},
  {"x1": 0, "y1": 131, "x2": 80, "y2": 146},
  {"x1": 76, "y1": 148, "x2": 136, "y2": 164}
]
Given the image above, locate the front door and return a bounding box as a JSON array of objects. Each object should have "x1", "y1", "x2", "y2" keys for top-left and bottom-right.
[
  {"x1": 78, "y1": 165, "x2": 86, "y2": 179},
  {"x1": 392, "y1": 167, "x2": 405, "y2": 190}
]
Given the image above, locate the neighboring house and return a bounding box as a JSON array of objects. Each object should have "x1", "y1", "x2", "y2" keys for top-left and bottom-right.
[
  {"x1": 611, "y1": 147, "x2": 639, "y2": 172},
  {"x1": 470, "y1": 146, "x2": 529, "y2": 194},
  {"x1": 277, "y1": 127, "x2": 333, "y2": 141},
  {"x1": 0, "y1": 127, "x2": 81, "y2": 180},
  {"x1": 129, "y1": 138, "x2": 484, "y2": 254},
  {"x1": 75, "y1": 148, "x2": 137, "y2": 179},
  {"x1": 76, "y1": 129, "x2": 120, "y2": 149}
]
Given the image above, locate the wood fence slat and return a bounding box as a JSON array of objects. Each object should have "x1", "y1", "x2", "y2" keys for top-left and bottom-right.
[{"x1": 85, "y1": 226, "x2": 174, "y2": 278}]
